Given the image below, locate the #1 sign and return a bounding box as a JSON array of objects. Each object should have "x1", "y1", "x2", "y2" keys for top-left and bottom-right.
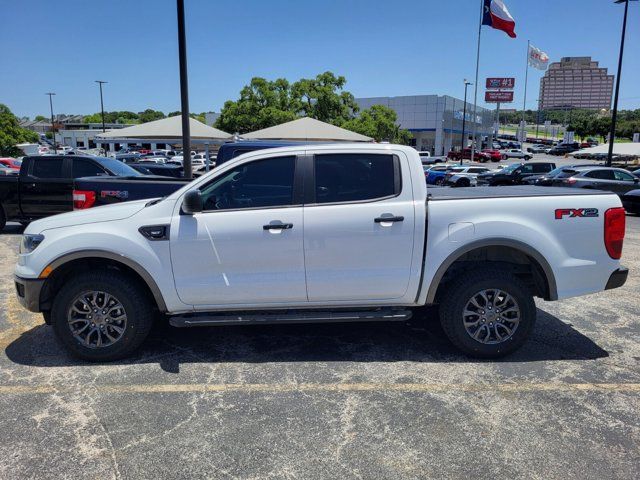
[{"x1": 486, "y1": 77, "x2": 515, "y2": 89}]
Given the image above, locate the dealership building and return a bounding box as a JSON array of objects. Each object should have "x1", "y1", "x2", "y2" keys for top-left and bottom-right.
[{"x1": 355, "y1": 95, "x2": 494, "y2": 155}]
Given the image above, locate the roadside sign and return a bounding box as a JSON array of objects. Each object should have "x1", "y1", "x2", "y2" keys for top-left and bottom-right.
[
  {"x1": 633, "y1": 133, "x2": 639, "y2": 143},
  {"x1": 486, "y1": 78, "x2": 515, "y2": 89},
  {"x1": 544, "y1": 120, "x2": 552, "y2": 127},
  {"x1": 485, "y1": 91, "x2": 514, "y2": 103}
]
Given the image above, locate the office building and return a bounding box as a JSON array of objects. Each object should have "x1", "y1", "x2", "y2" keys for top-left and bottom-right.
[{"x1": 539, "y1": 57, "x2": 613, "y2": 110}]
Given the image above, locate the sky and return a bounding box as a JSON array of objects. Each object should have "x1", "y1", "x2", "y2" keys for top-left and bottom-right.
[{"x1": 2, "y1": 0, "x2": 639, "y2": 118}]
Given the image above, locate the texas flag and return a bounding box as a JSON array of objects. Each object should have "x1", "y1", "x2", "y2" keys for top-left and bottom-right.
[{"x1": 482, "y1": 0, "x2": 517, "y2": 38}]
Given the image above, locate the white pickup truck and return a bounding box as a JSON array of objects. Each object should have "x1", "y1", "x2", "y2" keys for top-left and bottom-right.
[{"x1": 14, "y1": 144, "x2": 628, "y2": 361}]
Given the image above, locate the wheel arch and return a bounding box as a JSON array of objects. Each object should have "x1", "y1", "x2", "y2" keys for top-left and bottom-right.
[
  {"x1": 426, "y1": 238, "x2": 558, "y2": 304},
  {"x1": 39, "y1": 250, "x2": 168, "y2": 313}
]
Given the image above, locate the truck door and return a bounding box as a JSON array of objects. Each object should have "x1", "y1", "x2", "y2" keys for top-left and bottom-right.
[
  {"x1": 303, "y1": 152, "x2": 415, "y2": 302},
  {"x1": 20, "y1": 157, "x2": 72, "y2": 218},
  {"x1": 170, "y1": 154, "x2": 308, "y2": 306}
]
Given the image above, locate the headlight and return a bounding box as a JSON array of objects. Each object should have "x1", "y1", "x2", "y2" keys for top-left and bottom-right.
[{"x1": 20, "y1": 234, "x2": 45, "y2": 254}]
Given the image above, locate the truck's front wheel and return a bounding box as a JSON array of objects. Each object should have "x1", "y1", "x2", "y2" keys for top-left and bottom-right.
[
  {"x1": 51, "y1": 270, "x2": 155, "y2": 361},
  {"x1": 438, "y1": 269, "x2": 536, "y2": 358}
]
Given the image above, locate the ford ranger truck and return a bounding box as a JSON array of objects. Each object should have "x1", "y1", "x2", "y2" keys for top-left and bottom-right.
[{"x1": 14, "y1": 144, "x2": 628, "y2": 361}]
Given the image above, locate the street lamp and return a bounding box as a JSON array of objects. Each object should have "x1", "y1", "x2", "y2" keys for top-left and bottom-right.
[
  {"x1": 460, "y1": 79, "x2": 473, "y2": 165},
  {"x1": 607, "y1": 0, "x2": 637, "y2": 167},
  {"x1": 45, "y1": 92, "x2": 56, "y2": 152},
  {"x1": 95, "y1": 80, "x2": 107, "y2": 133}
]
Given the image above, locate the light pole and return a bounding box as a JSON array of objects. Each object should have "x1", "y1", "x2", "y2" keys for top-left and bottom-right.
[
  {"x1": 176, "y1": 0, "x2": 192, "y2": 179},
  {"x1": 608, "y1": 0, "x2": 637, "y2": 167},
  {"x1": 95, "y1": 80, "x2": 107, "y2": 133},
  {"x1": 460, "y1": 79, "x2": 472, "y2": 165},
  {"x1": 45, "y1": 92, "x2": 56, "y2": 152}
]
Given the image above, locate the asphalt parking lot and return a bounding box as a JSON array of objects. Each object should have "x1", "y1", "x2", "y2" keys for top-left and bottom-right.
[{"x1": 1, "y1": 213, "x2": 639, "y2": 480}]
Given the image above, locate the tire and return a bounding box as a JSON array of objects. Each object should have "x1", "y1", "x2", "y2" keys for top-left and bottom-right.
[
  {"x1": 438, "y1": 268, "x2": 536, "y2": 358},
  {"x1": 434, "y1": 177, "x2": 445, "y2": 186},
  {"x1": 51, "y1": 270, "x2": 155, "y2": 361},
  {"x1": 502, "y1": 155, "x2": 508, "y2": 160},
  {"x1": 525, "y1": 155, "x2": 532, "y2": 161},
  {"x1": 455, "y1": 178, "x2": 471, "y2": 187}
]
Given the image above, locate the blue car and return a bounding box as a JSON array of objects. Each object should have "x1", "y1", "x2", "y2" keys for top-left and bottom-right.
[{"x1": 425, "y1": 165, "x2": 454, "y2": 185}]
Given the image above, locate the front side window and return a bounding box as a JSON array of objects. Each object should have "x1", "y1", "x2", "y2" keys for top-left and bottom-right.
[
  {"x1": 614, "y1": 170, "x2": 635, "y2": 182},
  {"x1": 199, "y1": 156, "x2": 296, "y2": 211},
  {"x1": 314, "y1": 154, "x2": 397, "y2": 204},
  {"x1": 72, "y1": 159, "x2": 107, "y2": 177}
]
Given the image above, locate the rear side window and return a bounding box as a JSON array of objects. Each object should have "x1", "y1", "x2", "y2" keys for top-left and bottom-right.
[
  {"x1": 72, "y1": 159, "x2": 107, "y2": 178},
  {"x1": 314, "y1": 153, "x2": 398, "y2": 204},
  {"x1": 532, "y1": 164, "x2": 552, "y2": 173},
  {"x1": 586, "y1": 170, "x2": 615, "y2": 180},
  {"x1": 31, "y1": 158, "x2": 64, "y2": 178},
  {"x1": 469, "y1": 168, "x2": 488, "y2": 174}
]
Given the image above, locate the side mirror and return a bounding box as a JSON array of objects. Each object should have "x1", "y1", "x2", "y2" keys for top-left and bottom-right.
[{"x1": 182, "y1": 189, "x2": 203, "y2": 214}]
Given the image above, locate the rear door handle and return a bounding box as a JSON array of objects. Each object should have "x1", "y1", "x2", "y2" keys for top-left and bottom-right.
[
  {"x1": 374, "y1": 216, "x2": 404, "y2": 223},
  {"x1": 263, "y1": 222, "x2": 293, "y2": 230}
]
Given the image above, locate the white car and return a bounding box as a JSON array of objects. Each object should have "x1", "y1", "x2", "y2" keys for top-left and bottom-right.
[
  {"x1": 443, "y1": 165, "x2": 492, "y2": 187},
  {"x1": 501, "y1": 149, "x2": 533, "y2": 161},
  {"x1": 138, "y1": 157, "x2": 167, "y2": 164},
  {"x1": 14, "y1": 144, "x2": 628, "y2": 361}
]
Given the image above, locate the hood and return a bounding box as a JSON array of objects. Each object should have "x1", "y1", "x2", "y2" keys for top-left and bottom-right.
[{"x1": 26, "y1": 199, "x2": 151, "y2": 234}]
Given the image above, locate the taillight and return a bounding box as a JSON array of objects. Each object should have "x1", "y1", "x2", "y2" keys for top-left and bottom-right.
[
  {"x1": 563, "y1": 178, "x2": 577, "y2": 185},
  {"x1": 73, "y1": 190, "x2": 96, "y2": 210},
  {"x1": 604, "y1": 207, "x2": 626, "y2": 259}
]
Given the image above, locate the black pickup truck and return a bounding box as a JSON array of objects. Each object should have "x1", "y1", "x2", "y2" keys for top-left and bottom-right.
[{"x1": 0, "y1": 155, "x2": 187, "y2": 230}]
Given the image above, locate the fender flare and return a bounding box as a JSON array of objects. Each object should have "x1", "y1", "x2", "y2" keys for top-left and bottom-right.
[
  {"x1": 43, "y1": 249, "x2": 168, "y2": 312},
  {"x1": 425, "y1": 238, "x2": 558, "y2": 304}
]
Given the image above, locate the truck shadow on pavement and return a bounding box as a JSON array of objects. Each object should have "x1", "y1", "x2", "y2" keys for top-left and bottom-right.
[{"x1": 5, "y1": 307, "x2": 609, "y2": 372}]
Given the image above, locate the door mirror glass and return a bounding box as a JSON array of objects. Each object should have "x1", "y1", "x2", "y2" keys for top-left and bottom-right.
[{"x1": 182, "y1": 189, "x2": 203, "y2": 214}]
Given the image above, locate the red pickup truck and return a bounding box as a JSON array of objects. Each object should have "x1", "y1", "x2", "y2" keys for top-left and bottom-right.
[{"x1": 447, "y1": 148, "x2": 492, "y2": 163}]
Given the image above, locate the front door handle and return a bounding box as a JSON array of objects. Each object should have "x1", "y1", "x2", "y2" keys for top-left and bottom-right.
[
  {"x1": 374, "y1": 216, "x2": 404, "y2": 223},
  {"x1": 263, "y1": 222, "x2": 293, "y2": 230}
]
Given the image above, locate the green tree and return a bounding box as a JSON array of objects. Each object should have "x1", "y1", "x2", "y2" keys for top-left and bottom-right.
[
  {"x1": 34, "y1": 115, "x2": 47, "y2": 121},
  {"x1": 215, "y1": 77, "x2": 299, "y2": 133},
  {"x1": 137, "y1": 109, "x2": 165, "y2": 123},
  {"x1": 0, "y1": 104, "x2": 40, "y2": 156},
  {"x1": 168, "y1": 111, "x2": 181, "y2": 117},
  {"x1": 342, "y1": 105, "x2": 412, "y2": 144},
  {"x1": 291, "y1": 72, "x2": 358, "y2": 125}
]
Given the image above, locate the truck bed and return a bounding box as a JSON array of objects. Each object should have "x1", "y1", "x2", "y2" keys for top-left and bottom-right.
[{"x1": 428, "y1": 185, "x2": 612, "y2": 201}]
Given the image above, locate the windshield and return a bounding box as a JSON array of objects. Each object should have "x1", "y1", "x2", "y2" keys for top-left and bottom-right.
[{"x1": 97, "y1": 157, "x2": 142, "y2": 176}]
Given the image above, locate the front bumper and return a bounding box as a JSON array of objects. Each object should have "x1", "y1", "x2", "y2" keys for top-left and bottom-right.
[
  {"x1": 605, "y1": 268, "x2": 629, "y2": 291},
  {"x1": 14, "y1": 275, "x2": 45, "y2": 313}
]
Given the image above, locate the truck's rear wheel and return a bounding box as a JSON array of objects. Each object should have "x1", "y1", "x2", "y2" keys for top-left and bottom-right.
[
  {"x1": 438, "y1": 269, "x2": 536, "y2": 358},
  {"x1": 51, "y1": 270, "x2": 155, "y2": 361}
]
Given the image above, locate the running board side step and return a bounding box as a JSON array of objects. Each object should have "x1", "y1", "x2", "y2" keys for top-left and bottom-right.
[{"x1": 169, "y1": 309, "x2": 413, "y2": 328}]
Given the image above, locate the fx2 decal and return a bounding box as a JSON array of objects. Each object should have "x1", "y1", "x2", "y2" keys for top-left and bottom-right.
[
  {"x1": 100, "y1": 190, "x2": 129, "y2": 200},
  {"x1": 555, "y1": 208, "x2": 599, "y2": 220}
]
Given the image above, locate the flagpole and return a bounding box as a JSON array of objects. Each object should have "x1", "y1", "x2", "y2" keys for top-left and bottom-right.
[
  {"x1": 521, "y1": 39, "x2": 530, "y2": 142},
  {"x1": 470, "y1": 0, "x2": 484, "y2": 164}
]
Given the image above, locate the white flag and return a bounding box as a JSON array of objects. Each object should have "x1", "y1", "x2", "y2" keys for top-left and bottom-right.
[{"x1": 528, "y1": 45, "x2": 549, "y2": 70}]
